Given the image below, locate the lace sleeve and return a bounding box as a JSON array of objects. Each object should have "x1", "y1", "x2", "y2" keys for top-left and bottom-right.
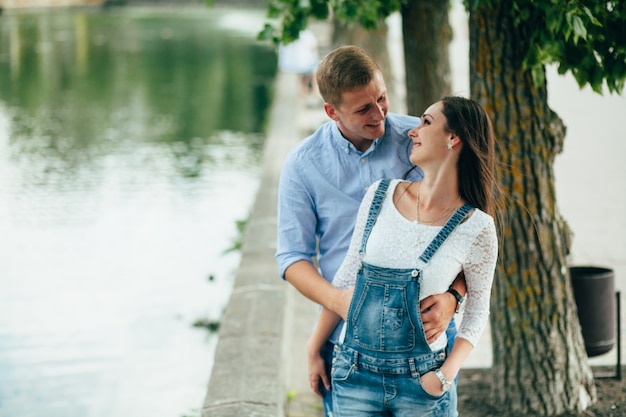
[
  {"x1": 457, "y1": 217, "x2": 498, "y2": 346},
  {"x1": 331, "y1": 181, "x2": 379, "y2": 290}
]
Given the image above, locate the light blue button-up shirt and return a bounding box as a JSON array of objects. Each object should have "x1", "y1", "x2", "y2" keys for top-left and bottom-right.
[{"x1": 276, "y1": 112, "x2": 423, "y2": 286}]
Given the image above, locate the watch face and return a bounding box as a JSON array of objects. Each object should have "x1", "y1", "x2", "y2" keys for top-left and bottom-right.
[{"x1": 442, "y1": 381, "x2": 452, "y2": 392}]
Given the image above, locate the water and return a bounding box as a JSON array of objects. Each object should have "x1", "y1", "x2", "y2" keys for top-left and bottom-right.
[{"x1": 0, "y1": 7, "x2": 277, "y2": 417}]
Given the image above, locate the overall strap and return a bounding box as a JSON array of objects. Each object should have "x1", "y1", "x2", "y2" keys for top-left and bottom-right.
[
  {"x1": 358, "y1": 179, "x2": 391, "y2": 255},
  {"x1": 418, "y1": 203, "x2": 473, "y2": 265}
]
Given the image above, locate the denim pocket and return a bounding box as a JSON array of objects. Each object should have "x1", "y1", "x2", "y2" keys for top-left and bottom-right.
[
  {"x1": 351, "y1": 281, "x2": 416, "y2": 352},
  {"x1": 383, "y1": 306, "x2": 404, "y2": 330},
  {"x1": 331, "y1": 350, "x2": 356, "y2": 382},
  {"x1": 415, "y1": 374, "x2": 449, "y2": 401}
]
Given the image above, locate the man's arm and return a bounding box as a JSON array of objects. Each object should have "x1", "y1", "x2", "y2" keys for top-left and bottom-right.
[
  {"x1": 284, "y1": 260, "x2": 352, "y2": 318},
  {"x1": 420, "y1": 271, "x2": 467, "y2": 343}
]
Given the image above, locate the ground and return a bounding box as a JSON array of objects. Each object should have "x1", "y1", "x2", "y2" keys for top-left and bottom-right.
[{"x1": 457, "y1": 366, "x2": 626, "y2": 417}]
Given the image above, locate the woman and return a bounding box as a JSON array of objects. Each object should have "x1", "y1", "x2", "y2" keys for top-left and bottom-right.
[{"x1": 307, "y1": 96, "x2": 499, "y2": 416}]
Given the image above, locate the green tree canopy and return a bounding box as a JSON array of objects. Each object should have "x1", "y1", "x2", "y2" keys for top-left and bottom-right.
[{"x1": 484, "y1": 0, "x2": 625, "y2": 94}]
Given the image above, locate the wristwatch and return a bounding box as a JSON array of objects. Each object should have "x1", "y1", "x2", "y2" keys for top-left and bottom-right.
[
  {"x1": 434, "y1": 369, "x2": 453, "y2": 392},
  {"x1": 446, "y1": 287, "x2": 466, "y2": 314}
]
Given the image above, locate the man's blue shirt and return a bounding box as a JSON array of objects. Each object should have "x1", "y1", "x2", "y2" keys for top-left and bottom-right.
[{"x1": 276, "y1": 112, "x2": 423, "y2": 285}]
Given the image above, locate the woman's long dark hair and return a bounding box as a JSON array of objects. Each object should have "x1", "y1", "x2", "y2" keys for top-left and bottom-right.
[{"x1": 440, "y1": 96, "x2": 497, "y2": 215}]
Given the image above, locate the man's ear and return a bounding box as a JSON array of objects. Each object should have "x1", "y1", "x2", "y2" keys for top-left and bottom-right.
[{"x1": 324, "y1": 102, "x2": 340, "y2": 121}]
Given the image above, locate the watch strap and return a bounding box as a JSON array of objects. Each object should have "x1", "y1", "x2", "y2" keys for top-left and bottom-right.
[
  {"x1": 434, "y1": 369, "x2": 452, "y2": 392},
  {"x1": 446, "y1": 287, "x2": 464, "y2": 313}
]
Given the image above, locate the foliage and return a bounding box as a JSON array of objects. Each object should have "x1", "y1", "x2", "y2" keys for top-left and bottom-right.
[
  {"x1": 258, "y1": 0, "x2": 406, "y2": 44},
  {"x1": 261, "y1": 0, "x2": 625, "y2": 94},
  {"x1": 466, "y1": 0, "x2": 626, "y2": 94},
  {"x1": 286, "y1": 389, "x2": 298, "y2": 403},
  {"x1": 192, "y1": 318, "x2": 220, "y2": 332},
  {"x1": 223, "y1": 218, "x2": 247, "y2": 254}
]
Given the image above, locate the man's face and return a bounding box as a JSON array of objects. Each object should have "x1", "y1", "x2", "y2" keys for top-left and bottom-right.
[{"x1": 325, "y1": 71, "x2": 389, "y2": 149}]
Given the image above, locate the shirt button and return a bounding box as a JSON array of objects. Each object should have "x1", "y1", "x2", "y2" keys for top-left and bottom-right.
[{"x1": 360, "y1": 158, "x2": 366, "y2": 164}]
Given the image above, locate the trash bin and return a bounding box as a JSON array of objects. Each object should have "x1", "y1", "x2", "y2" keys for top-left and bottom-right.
[{"x1": 570, "y1": 266, "x2": 616, "y2": 357}]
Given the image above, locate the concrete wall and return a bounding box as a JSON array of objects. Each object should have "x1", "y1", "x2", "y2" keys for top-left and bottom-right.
[
  {"x1": 201, "y1": 70, "x2": 300, "y2": 417},
  {"x1": 202, "y1": 19, "x2": 332, "y2": 417}
]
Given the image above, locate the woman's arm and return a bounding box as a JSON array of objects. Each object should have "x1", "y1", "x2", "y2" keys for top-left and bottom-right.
[
  {"x1": 306, "y1": 180, "x2": 386, "y2": 395},
  {"x1": 422, "y1": 217, "x2": 499, "y2": 395},
  {"x1": 420, "y1": 338, "x2": 473, "y2": 395},
  {"x1": 307, "y1": 306, "x2": 342, "y2": 397}
]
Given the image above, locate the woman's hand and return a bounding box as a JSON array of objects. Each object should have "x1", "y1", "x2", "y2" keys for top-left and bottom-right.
[
  {"x1": 420, "y1": 371, "x2": 445, "y2": 396},
  {"x1": 306, "y1": 341, "x2": 330, "y2": 397}
]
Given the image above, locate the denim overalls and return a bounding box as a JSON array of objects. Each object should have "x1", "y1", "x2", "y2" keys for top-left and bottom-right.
[{"x1": 331, "y1": 180, "x2": 471, "y2": 417}]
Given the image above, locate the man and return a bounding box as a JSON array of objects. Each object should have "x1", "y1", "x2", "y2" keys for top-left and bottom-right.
[{"x1": 276, "y1": 45, "x2": 465, "y2": 416}]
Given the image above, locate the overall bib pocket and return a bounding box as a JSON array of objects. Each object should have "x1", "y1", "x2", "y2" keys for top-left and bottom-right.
[{"x1": 350, "y1": 280, "x2": 416, "y2": 352}]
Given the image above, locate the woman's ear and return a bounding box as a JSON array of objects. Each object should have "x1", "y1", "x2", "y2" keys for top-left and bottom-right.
[{"x1": 450, "y1": 135, "x2": 462, "y2": 148}]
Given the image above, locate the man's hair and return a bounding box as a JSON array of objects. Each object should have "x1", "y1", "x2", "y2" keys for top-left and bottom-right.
[{"x1": 315, "y1": 45, "x2": 381, "y2": 107}]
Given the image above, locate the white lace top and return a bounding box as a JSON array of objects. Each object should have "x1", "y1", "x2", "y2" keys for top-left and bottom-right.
[{"x1": 334, "y1": 179, "x2": 498, "y2": 351}]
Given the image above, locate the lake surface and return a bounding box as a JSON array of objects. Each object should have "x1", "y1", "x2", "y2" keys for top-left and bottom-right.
[{"x1": 0, "y1": 6, "x2": 277, "y2": 417}]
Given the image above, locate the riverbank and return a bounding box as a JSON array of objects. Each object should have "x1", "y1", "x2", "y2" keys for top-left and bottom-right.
[
  {"x1": 200, "y1": 18, "x2": 330, "y2": 416},
  {"x1": 200, "y1": 70, "x2": 320, "y2": 417}
]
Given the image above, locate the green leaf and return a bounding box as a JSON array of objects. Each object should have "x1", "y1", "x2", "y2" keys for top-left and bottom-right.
[
  {"x1": 571, "y1": 15, "x2": 587, "y2": 44},
  {"x1": 530, "y1": 64, "x2": 545, "y2": 88},
  {"x1": 582, "y1": 5, "x2": 602, "y2": 27},
  {"x1": 524, "y1": 44, "x2": 540, "y2": 67},
  {"x1": 257, "y1": 23, "x2": 278, "y2": 43}
]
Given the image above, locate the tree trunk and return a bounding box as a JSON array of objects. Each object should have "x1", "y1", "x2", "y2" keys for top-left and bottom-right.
[
  {"x1": 401, "y1": 0, "x2": 452, "y2": 116},
  {"x1": 469, "y1": 2, "x2": 597, "y2": 414}
]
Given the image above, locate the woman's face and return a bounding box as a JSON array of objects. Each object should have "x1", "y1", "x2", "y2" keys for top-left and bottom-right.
[{"x1": 408, "y1": 101, "x2": 452, "y2": 165}]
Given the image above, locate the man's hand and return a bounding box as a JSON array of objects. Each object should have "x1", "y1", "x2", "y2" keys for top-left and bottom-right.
[{"x1": 419, "y1": 292, "x2": 456, "y2": 343}]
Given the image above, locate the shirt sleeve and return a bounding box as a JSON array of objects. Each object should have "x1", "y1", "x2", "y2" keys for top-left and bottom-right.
[
  {"x1": 331, "y1": 180, "x2": 380, "y2": 290},
  {"x1": 275, "y1": 153, "x2": 318, "y2": 279},
  {"x1": 457, "y1": 217, "x2": 499, "y2": 346}
]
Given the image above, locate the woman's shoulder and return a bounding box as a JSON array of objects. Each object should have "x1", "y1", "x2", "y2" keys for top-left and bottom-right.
[
  {"x1": 465, "y1": 207, "x2": 496, "y2": 231},
  {"x1": 362, "y1": 179, "x2": 409, "y2": 208}
]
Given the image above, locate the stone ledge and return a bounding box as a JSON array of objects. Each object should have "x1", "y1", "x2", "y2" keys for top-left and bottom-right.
[{"x1": 201, "y1": 70, "x2": 301, "y2": 417}]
